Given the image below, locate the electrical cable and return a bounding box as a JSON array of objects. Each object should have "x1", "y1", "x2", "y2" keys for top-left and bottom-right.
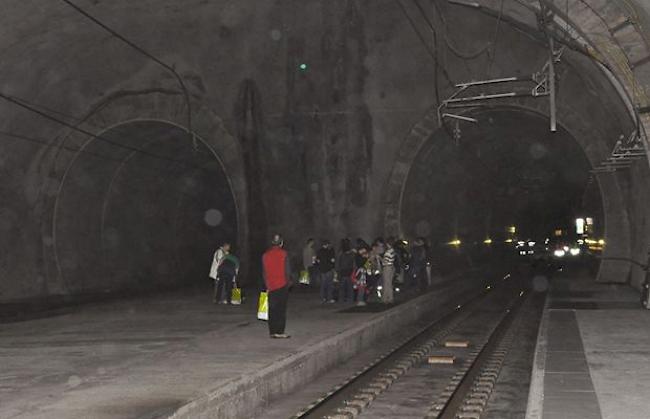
[
  {"x1": 430, "y1": 0, "x2": 491, "y2": 60},
  {"x1": 0, "y1": 91, "x2": 209, "y2": 172},
  {"x1": 59, "y1": 0, "x2": 195, "y2": 148},
  {"x1": 404, "y1": 0, "x2": 459, "y2": 141},
  {"x1": 410, "y1": 0, "x2": 455, "y2": 87},
  {"x1": 486, "y1": 0, "x2": 504, "y2": 77}
]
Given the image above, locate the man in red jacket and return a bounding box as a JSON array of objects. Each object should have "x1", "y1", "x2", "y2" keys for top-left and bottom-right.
[{"x1": 262, "y1": 234, "x2": 292, "y2": 338}]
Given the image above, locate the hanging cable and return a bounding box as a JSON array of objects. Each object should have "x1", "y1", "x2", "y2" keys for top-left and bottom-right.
[
  {"x1": 0, "y1": 91, "x2": 207, "y2": 172},
  {"x1": 430, "y1": 0, "x2": 491, "y2": 60},
  {"x1": 486, "y1": 0, "x2": 505, "y2": 77},
  {"x1": 59, "y1": 0, "x2": 195, "y2": 149}
]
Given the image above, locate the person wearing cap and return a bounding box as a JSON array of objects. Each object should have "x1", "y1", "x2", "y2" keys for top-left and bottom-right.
[{"x1": 262, "y1": 234, "x2": 292, "y2": 338}]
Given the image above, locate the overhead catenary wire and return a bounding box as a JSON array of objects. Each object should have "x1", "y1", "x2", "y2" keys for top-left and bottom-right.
[{"x1": 58, "y1": 0, "x2": 195, "y2": 149}]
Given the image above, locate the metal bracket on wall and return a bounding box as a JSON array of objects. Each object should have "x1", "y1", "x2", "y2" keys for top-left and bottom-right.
[
  {"x1": 437, "y1": 51, "x2": 562, "y2": 132},
  {"x1": 591, "y1": 132, "x2": 647, "y2": 174}
]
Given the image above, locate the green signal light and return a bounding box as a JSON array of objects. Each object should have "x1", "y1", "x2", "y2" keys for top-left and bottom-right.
[{"x1": 299, "y1": 63, "x2": 308, "y2": 71}]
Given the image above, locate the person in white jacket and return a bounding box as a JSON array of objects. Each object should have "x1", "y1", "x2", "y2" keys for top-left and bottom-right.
[{"x1": 210, "y1": 242, "x2": 231, "y2": 303}]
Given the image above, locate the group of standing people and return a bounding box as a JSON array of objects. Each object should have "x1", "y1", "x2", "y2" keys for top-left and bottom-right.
[
  {"x1": 302, "y1": 236, "x2": 432, "y2": 306},
  {"x1": 209, "y1": 234, "x2": 432, "y2": 339}
]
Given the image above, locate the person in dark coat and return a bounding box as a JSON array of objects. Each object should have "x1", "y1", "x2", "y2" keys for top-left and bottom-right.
[
  {"x1": 316, "y1": 240, "x2": 336, "y2": 303},
  {"x1": 337, "y1": 239, "x2": 356, "y2": 303}
]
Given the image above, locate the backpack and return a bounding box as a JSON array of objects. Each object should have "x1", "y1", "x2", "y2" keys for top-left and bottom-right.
[{"x1": 218, "y1": 258, "x2": 237, "y2": 279}]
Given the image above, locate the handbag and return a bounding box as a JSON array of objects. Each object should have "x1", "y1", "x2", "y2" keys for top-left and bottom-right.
[
  {"x1": 257, "y1": 291, "x2": 268, "y2": 321},
  {"x1": 231, "y1": 281, "x2": 242, "y2": 305}
]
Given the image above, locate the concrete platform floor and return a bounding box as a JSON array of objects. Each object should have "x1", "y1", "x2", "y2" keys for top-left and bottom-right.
[
  {"x1": 527, "y1": 267, "x2": 650, "y2": 419},
  {"x1": 0, "y1": 286, "x2": 389, "y2": 419}
]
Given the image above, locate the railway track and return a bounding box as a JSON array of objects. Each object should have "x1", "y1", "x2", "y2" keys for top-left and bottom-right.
[{"x1": 291, "y1": 276, "x2": 531, "y2": 419}]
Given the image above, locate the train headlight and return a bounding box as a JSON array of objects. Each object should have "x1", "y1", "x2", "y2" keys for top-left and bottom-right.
[
  {"x1": 553, "y1": 249, "x2": 566, "y2": 258},
  {"x1": 569, "y1": 248, "x2": 581, "y2": 256}
]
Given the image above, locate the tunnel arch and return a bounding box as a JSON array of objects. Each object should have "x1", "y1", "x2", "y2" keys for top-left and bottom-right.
[
  {"x1": 51, "y1": 120, "x2": 238, "y2": 293},
  {"x1": 383, "y1": 103, "x2": 633, "y2": 283},
  {"x1": 36, "y1": 90, "x2": 248, "y2": 296}
]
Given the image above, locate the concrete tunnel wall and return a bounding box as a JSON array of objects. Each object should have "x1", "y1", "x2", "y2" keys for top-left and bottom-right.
[{"x1": 0, "y1": 0, "x2": 649, "y2": 303}]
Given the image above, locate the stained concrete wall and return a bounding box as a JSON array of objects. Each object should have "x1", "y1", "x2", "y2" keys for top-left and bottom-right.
[{"x1": 0, "y1": 0, "x2": 647, "y2": 302}]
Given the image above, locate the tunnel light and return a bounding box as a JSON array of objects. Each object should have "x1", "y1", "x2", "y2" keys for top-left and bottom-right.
[
  {"x1": 298, "y1": 63, "x2": 308, "y2": 71},
  {"x1": 577, "y1": 239, "x2": 584, "y2": 245},
  {"x1": 544, "y1": 238, "x2": 550, "y2": 244},
  {"x1": 483, "y1": 238, "x2": 492, "y2": 245},
  {"x1": 517, "y1": 241, "x2": 526, "y2": 247},
  {"x1": 598, "y1": 239, "x2": 605, "y2": 245},
  {"x1": 554, "y1": 249, "x2": 566, "y2": 258},
  {"x1": 569, "y1": 248, "x2": 581, "y2": 256},
  {"x1": 563, "y1": 246, "x2": 570, "y2": 252},
  {"x1": 505, "y1": 238, "x2": 513, "y2": 243},
  {"x1": 507, "y1": 226, "x2": 516, "y2": 234},
  {"x1": 396, "y1": 287, "x2": 401, "y2": 293},
  {"x1": 528, "y1": 241, "x2": 536, "y2": 247},
  {"x1": 576, "y1": 218, "x2": 585, "y2": 235},
  {"x1": 448, "y1": 239, "x2": 461, "y2": 246}
]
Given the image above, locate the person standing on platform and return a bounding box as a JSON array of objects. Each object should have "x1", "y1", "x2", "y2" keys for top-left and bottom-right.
[
  {"x1": 366, "y1": 244, "x2": 383, "y2": 302},
  {"x1": 382, "y1": 239, "x2": 396, "y2": 304},
  {"x1": 210, "y1": 241, "x2": 231, "y2": 304},
  {"x1": 337, "y1": 238, "x2": 356, "y2": 303},
  {"x1": 316, "y1": 240, "x2": 336, "y2": 303},
  {"x1": 302, "y1": 238, "x2": 317, "y2": 286},
  {"x1": 216, "y1": 253, "x2": 240, "y2": 304},
  {"x1": 262, "y1": 234, "x2": 291, "y2": 339},
  {"x1": 410, "y1": 238, "x2": 428, "y2": 291}
]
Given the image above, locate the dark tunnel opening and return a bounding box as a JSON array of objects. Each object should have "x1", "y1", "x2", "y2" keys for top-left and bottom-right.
[
  {"x1": 53, "y1": 120, "x2": 238, "y2": 296},
  {"x1": 401, "y1": 108, "x2": 604, "y2": 275}
]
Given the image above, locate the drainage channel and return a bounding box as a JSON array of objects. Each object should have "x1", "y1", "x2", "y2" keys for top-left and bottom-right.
[{"x1": 291, "y1": 275, "x2": 523, "y2": 419}]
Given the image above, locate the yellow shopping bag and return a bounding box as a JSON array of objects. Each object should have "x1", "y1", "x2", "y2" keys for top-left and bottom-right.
[
  {"x1": 299, "y1": 270, "x2": 310, "y2": 285},
  {"x1": 257, "y1": 291, "x2": 268, "y2": 321},
  {"x1": 231, "y1": 286, "x2": 242, "y2": 305}
]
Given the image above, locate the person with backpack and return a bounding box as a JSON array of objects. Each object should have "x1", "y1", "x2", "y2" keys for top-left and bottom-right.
[
  {"x1": 215, "y1": 253, "x2": 240, "y2": 304},
  {"x1": 210, "y1": 241, "x2": 231, "y2": 304},
  {"x1": 337, "y1": 238, "x2": 356, "y2": 303}
]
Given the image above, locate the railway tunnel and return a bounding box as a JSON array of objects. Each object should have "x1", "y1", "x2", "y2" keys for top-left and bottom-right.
[{"x1": 1, "y1": 1, "x2": 650, "y2": 419}]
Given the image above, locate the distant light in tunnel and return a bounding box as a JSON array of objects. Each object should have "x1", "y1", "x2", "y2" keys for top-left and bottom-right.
[
  {"x1": 483, "y1": 238, "x2": 492, "y2": 245},
  {"x1": 507, "y1": 226, "x2": 516, "y2": 234},
  {"x1": 448, "y1": 238, "x2": 461, "y2": 246},
  {"x1": 576, "y1": 218, "x2": 585, "y2": 235},
  {"x1": 598, "y1": 239, "x2": 605, "y2": 246},
  {"x1": 204, "y1": 209, "x2": 223, "y2": 227},
  {"x1": 298, "y1": 63, "x2": 308, "y2": 71},
  {"x1": 504, "y1": 238, "x2": 514, "y2": 243}
]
